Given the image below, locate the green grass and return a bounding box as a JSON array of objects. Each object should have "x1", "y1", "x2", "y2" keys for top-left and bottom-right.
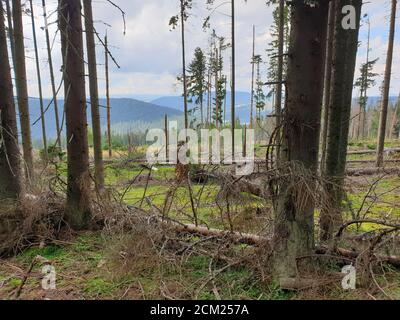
[
  {"x1": 345, "y1": 176, "x2": 400, "y2": 232},
  {"x1": 2, "y1": 142, "x2": 400, "y2": 300}
]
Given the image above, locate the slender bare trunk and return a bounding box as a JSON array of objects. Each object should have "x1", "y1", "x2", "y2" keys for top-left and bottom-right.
[
  {"x1": 389, "y1": 93, "x2": 400, "y2": 138},
  {"x1": 231, "y1": 0, "x2": 235, "y2": 158},
  {"x1": 357, "y1": 18, "x2": 371, "y2": 140},
  {"x1": 42, "y1": 0, "x2": 61, "y2": 148},
  {"x1": 12, "y1": 0, "x2": 33, "y2": 180},
  {"x1": 165, "y1": 114, "x2": 169, "y2": 161},
  {"x1": 180, "y1": 0, "x2": 189, "y2": 130},
  {"x1": 275, "y1": 0, "x2": 284, "y2": 128},
  {"x1": 0, "y1": 0, "x2": 22, "y2": 199},
  {"x1": 215, "y1": 47, "x2": 219, "y2": 128},
  {"x1": 59, "y1": 0, "x2": 91, "y2": 229},
  {"x1": 377, "y1": 0, "x2": 397, "y2": 167},
  {"x1": 320, "y1": 0, "x2": 335, "y2": 171},
  {"x1": 5, "y1": 0, "x2": 16, "y2": 79},
  {"x1": 250, "y1": 25, "x2": 255, "y2": 129},
  {"x1": 207, "y1": 69, "x2": 211, "y2": 126},
  {"x1": 83, "y1": 0, "x2": 104, "y2": 190},
  {"x1": 105, "y1": 34, "x2": 112, "y2": 158},
  {"x1": 29, "y1": 0, "x2": 47, "y2": 159}
]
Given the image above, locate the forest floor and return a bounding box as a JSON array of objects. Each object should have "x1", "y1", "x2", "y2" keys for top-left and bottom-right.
[{"x1": 1, "y1": 140, "x2": 400, "y2": 300}]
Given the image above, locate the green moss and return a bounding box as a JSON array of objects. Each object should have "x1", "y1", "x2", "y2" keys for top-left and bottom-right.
[
  {"x1": 18, "y1": 245, "x2": 66, "y2": 264},
  {"x1": 9, "y1": 278, "x2": 23, "y2": 288},
  {"x1": 85, "y1": 278, "x2": 116, "y2": 296}
]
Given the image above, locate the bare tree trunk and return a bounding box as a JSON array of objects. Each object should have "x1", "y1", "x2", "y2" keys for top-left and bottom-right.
[
  {"x1": 231, "y1": 0, "x2": 235, "y2": 158},
  {"x1": 377, "y1": 0, "x2": 397, "y2": 167},
  {"x1": 356, "y1": 90, "x2": 363, "y2": 140},
  {"x1": 274, "y1": 0, "x2": 285, "y2": 161},
  {"x1": 42, "y1": 0, "x2": 61, "y2": 148},
  {"x1": 223, "y1": 77, "x2": 227, "y2": 125},
  {"x1": 320, "y1": 0, "x2": 335, "y2": 171},
  {"x1": 0, "y1": 0, "x2": 22, "y2": 199},
  {"x1": 105, "y1": 34, "x2": 112, "y2": 158},
  {"x1": 320, "y1": 0, "x2": 362, "y2": 241},
  {"x1": 207, "y1": 69, "x2": 211, "y2": 126},
  {"x1": 249, "y1": 25, "x2": 255, "y2": 129},
  {"x1": 200, "y1": 87, "x2": 204, "y2": 126},
  {"x1": 389, "y1": 92, "x2": 400, "y2": 138},
  {"x1": 165, "y1": 114, "x2": 169, "y2": 161},
  {"x1": 5, "y1": 0, "x2": 16, "y2": 79},
  {"x1": 12, "y1": 0, "x2": 33, "y2": 180},
  {"x1": 180, "y1": 0, "x2": 189, "y2": 130},
  {"x1": 275, "y1": 0, "x2": 284, "y2": 129},
  {"x1": 215, "y1": 47, "x2": 219, "y2": 128},
  {"x1": 83, "y1": 0, "x2": 104, "y2": 191},
  {"x1": 273, "y1": 0, "x2": 328, "y2": 280},
  {"x1": 358, "y1": 18, "x2": 371, "y2": 140},
  {"x1": 29, "y1": 0, "x2": 47, "y2": 159},
  {"x1": 59, "y1": 0, "x2": 91, "y2": 229}
]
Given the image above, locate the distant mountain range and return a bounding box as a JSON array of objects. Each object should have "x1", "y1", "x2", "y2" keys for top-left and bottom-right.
[
  {"x1": 151, "y1": 91, "x2": 273, "y2": 124},
  {"x1": 21, "y1": 94, "x2": 398, "y2": 141},
  {"x1": 25, "y1": 97, "x2": 182, "y2": 140}
]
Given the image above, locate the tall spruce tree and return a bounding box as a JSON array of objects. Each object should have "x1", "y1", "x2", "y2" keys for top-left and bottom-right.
[
  {"x1": 320, "y1": 0, "x2": 363, "y2": 241},
  {"x1": 187, "y1": 47, "x2": 207, "y2": 125},
  {"x1": 0, "y1": 0, "x2": 22, "y2": 199},
  {"x1": 376, "y1": 0, "x2": 397, "y2": 167},
  {"x1": 83, "y1": 0, "x2": 105, "y2": 190},
  {"x1": 12, "y1": 0, "x2": 33, "y2": 180},
  {"x1": 273, "y1": 0, "x2": 329, "y2": 280},
  {"x1": 59, "y1": 0, "x2": 91, "y2": 229},
  {"x1": 354, "y1": 58, "x2": 379, "y2": 139}
]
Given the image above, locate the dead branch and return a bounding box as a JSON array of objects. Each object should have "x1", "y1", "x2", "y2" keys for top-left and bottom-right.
[
  {"x1": 346, "y1": 167, "x2": 400, "y2": 176},
  {"x1": 347, "y1": 148, "x2": 400, "y2": 155}
]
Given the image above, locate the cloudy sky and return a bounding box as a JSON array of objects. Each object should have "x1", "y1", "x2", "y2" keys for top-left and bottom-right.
[{"x1": 19, "y1": 0, "x2": 400, "y2": 100}]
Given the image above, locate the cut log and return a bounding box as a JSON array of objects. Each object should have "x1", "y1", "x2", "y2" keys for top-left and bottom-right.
[
  {"x1": 347, "y1": 159, "x2": 400, "y2": 164},
  {"x1": 348, "y1": 148, "x2": 400, "y2": 155},
  {"x1": 158, "y1": 218, "x2": 400, "y2": 269},
  {"x1": 163, "y1": 220, "x2": 266, "y2": 246},
  {"x1": 279, "y1": 277, "x2": 329, "y2": 290},
  {"x1": 346, "y1": 167, "x2": 400, "y2": 176}
]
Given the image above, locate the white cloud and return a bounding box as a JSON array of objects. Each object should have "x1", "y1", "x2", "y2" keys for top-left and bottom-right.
[{"x1": 18, "y1": 0, "x2": 399, "y2": 100}]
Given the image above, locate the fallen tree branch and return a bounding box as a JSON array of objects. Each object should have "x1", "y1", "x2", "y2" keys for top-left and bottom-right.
[
  {"x1": 346, "y1": 167, "x2": 400, "y2": 176},
  {"x1": 158, "y1": 218, "x2": 400, "y2": 269},
  {"x1": 164, "y1": 220, "x2": 266, "y2": 246},
  {"x1": 347, "y1": 148, "x2": 400, "y2": 155}
]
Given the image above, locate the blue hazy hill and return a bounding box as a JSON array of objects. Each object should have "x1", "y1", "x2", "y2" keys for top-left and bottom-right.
[{"x1": 25, "y1": 97, "x2": 183, "y2": 140}]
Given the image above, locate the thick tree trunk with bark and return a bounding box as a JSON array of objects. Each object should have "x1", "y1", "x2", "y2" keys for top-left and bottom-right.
[
  {"x1": 12, "y1": 0, "x2": 33, "y2": 180},
  {"x1": 59, "y1": 0, "x2": 91, "y2": 229},
  {"x1": 273, "y1": 0, "x2": 328, "y2": 279},
  {"x1": 320, "y1": 0, "x2": 362, "y2": 241},
  {"x1": 0, "y1": 1, "x2": 22, "y2": 199},
  {"x1": 83, "y1": 0, "x2": 104, "y2": 191},
  {"x1": 376, "y1": 0, "x2": 397, "y2": 167}
]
